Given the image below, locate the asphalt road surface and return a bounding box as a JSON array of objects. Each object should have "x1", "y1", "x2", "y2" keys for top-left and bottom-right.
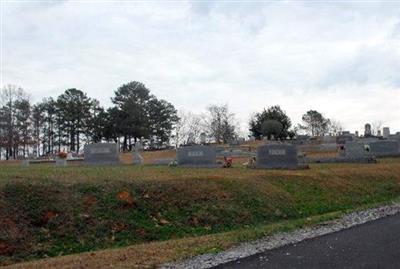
[{"x1": 212, "y1": 213, "x2": 400, "y2": 269}]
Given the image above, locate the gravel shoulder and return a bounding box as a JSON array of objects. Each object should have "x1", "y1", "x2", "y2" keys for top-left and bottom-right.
[{"x1": 162, "y1": 201, "x2": 400, "y2": 269}]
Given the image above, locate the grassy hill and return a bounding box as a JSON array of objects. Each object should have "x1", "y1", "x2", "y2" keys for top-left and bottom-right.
[{"x1": 1, "y1": 158, "x2": 400, "y2": 267}]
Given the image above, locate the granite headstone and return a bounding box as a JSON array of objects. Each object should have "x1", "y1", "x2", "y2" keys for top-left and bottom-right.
[
  {"x1": 200, "y1": 132, "x2": 207, "y2": 145},
  {"x1": 133, "y1": 140, "x2": 144, "y2": 165},
  {"x1": 336, "y1": 135, "x2": 353, "y2": 145},
  {"x1": 344, "y1": 142, "x2": 371, "y2": 159},
  {"x1": 21, "y1": 160, "x2": 30, "y2": 167},
  {"x1": 382, "y1": 127, "x2": 390, "y2": 139},
  {"x1": 367, "y1": 140, "x2": 400, "y2": 157},
  {"x1": 55, "y1": 158, "x2": 67, "y2": 166},
  {"x1": 256, "y1": 144, "x2": 299, "y2": 169},
  {"x1": 365, "y1": 123, "x2": 372, "y2": 137},
  {"x1": 177, "y1": 145, "x2": 217, "y2": 167},
  {"x1": 84, "y1": 143, "x2": 120, "y2": 165}
]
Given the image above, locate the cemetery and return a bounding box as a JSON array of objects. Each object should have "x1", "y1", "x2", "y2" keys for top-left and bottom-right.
[
  {"x1": 1, "y1": 82, "x2": 400, "y2": 268},
  {"x1": 4, "y1": 2, "x2": 400, "y2": 267}
]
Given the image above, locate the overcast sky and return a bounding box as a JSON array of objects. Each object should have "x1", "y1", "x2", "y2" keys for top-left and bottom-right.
[{"x1": 2, "y1": 0, "x2": 400, "y2": 135}]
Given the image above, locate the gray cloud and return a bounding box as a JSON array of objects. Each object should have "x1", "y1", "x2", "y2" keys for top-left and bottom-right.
[
  {"x1": 3, "y1": 0, "x2": 400, "y2": 134},
  {"x1": 319, "y1": 45, "x2": 400, "y2": 88}
]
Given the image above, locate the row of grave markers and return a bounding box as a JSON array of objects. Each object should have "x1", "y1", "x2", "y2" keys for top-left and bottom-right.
[
  {"x1": 92, "y1": 140, "x2": 399, "y2": 166},
  {"x1": 26, "y1": 139, "x2": 399, "y2": 168},
  {"x1": 83, "y1": 143, "x2": 304, "y2": 169}
]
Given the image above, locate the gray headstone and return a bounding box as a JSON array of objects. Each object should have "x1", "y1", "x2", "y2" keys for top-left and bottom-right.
[
  {"x1": 55, "y1": 158, "x2": 67, "y2": 166},
  {"x1": 389, "y1": 134, "x2": 400, "y2": 143},
  {"x1": 361, "y1": 137, "x2": 380, "y2": 143},
  {"x1": 344, "y1": 142, "x2": 371, "y2": 159},
  {"x1": 367, "y1": 140, "x2": 400, "y2": 157},
  {"x1": 133, "y1": 154, "x2": 143, "y2": 164},
  {"x1": 200, "y1": 132, "x2": 207, "y2": 144},
  {"x1": 133, "y1": 141, "x2": 144, "y2": 165},
  {"x1": 365, "y1": 123, "x2": 372, "y2": 136},
  {"x1": 319, "y1": 143, "x2": 337, "y2": 152},
  {"x1": 84, "y1": 143, "x2": 120, "y2": 165},
  {"x1": 256, "y1": 144, "x2": 299, "y2": 169},
  {"x1": 383, "y1": 127, "x2": 390, "y2": 139},
  {"x1": 177, "y1": 145, "x2": 217, "y2": 167},
  {"x1": 336, "y1": 135, "x2": 353, "y2": 145},
  {"x1": 21, "y1": 160, "x2": 30, "y2": 167},
  {"x1": 216, "y1": 146, "x2": 225, "y2": 153},
  {"x1": 322, "y1": 136, "x2": 336, "y2": 143}
]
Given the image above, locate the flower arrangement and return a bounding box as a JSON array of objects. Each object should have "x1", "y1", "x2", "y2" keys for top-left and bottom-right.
[{"x1": 58, "y1": 152, "x2": 68, "y2": 159}]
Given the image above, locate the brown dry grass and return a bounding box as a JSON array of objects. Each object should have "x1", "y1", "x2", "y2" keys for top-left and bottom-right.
[
  {"x1": 120, "y1": 150, "x2": 176, "y2": 165},
  {"x1": 1, "y1": 158, "x2": 399, "y2": 187}
]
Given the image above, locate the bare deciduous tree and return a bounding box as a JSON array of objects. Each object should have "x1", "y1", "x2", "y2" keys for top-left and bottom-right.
[
  {"x1": 206, "y1": 104, "x2": 237, "y2": 144},
  {"x1": 329, "y1": 119, "x2": 344, "y2": 136},
  {"x1": 371, "y1": 121, "x2": 383, "y2": 136},
  {"x1": 0, "y1": 85, "x2": 30, "y2": 159},
  {"x1": 173, "y1": 111, "x2": 205, "y2": 147}
]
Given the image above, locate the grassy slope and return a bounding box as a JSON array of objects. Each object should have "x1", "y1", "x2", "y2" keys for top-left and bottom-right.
[
  {"x1": 4, "y1": 212, "x2": 342, "y2": 269},
  {"x1": 1, "y1": 159, "x2": 400, "y2": 267}
]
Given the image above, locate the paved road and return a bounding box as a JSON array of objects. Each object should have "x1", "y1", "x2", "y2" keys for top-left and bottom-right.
[{"x1": 212, "y1": 213, "x2": 400, "y2": 269}]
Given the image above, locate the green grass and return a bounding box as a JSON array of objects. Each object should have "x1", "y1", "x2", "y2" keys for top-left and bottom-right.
[{"x1": 1, "y1": 159, "x2": 400, "y2": 266}]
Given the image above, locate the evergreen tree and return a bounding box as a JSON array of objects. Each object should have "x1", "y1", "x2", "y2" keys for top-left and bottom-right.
[
  {"x1": 299, "y1": 110, "x2": 331, "y2": 136},
  {"x1": 249, "y1": 105, "x2": 292, "y2": 140}
]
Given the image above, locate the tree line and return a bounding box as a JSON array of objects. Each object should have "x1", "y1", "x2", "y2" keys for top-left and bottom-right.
[
  {"x1": 0, "y1": 82, "x2": 180, "y2": 159},
  {"x1": 249, "y1": 106, "x2": 343, "y2": 140},
  {"x1": 0, "y1": 81, "x2": 343, "y2": 160}
]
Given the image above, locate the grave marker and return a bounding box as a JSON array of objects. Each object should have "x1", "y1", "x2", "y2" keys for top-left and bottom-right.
[
  {"x1": 256, "y1": 144, "x2": 299, "y2": 169},
  {"x1": 344, "y1": 142, "x2": 372, "y2": 159},
  {"x1": 55, "y1": 158, "x2": 67, "y2": 166},
  {"x1": 367, "y1": 140, "x2": 400, "y2": 157},
  {"x1": 383, "y1": 127, "x2": 390, "y2": 139},
  {"x1": 21, "y1": 160, "x2": 30, "y2": 167},
  {"x1": 177, "y1": 145, "x2": 217, "y2": 167},
  {"x1": 84, "y1": 143, "x2": 120, "y2": 165},
  {"x1": 133, "y1": 140, "x2": 144, "y2": 165}
]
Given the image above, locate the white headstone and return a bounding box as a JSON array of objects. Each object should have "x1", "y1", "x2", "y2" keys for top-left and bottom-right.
[
  {"x1": 200, "y1": 132, "x2": 206, "y2": 144},
  {"x1": 383, "y1": 127, "x2": 390, "y2": 139},
  {"x1": 133, "y1": 140, "x2": 144, "y2": 165}
]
